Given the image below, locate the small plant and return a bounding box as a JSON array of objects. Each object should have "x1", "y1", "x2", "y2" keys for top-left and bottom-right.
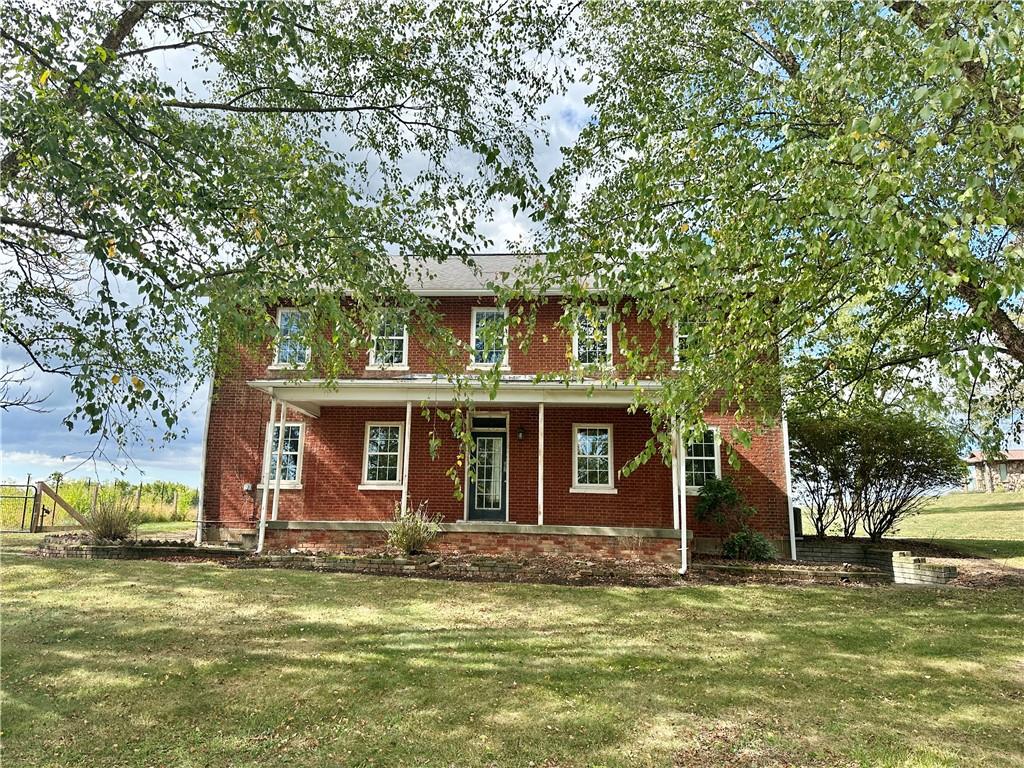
[
  {"x1": 386, "y1": 501, "x2": 442, "y2": 555},
  {"x1": 84, "y1": 495, "x2": 140, "y2": 541},
  {"x1": 721, "y1": 529, "x2": 776, "y2": 561}
]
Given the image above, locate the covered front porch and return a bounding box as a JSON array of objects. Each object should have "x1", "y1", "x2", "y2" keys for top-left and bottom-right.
[{"x1": 201, "y1": 375, "x2": 747, "y2": 569}]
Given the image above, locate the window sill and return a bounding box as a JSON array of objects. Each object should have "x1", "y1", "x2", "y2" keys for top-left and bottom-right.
[
  {"x1": 268, "y1": 363, "x2": 308, "y2": 371},
  {"x1": 366, "y1": 364, "x2": 410, "y2": 372},
  {"x1": 467, "y1": 363, "x2": 511, "y2": 372},
  {"x1": 256, "y1": 483, "x2": 302, "y2": 491},
  {"x1": 569, "y1": 486, "x2": 618, "y2": 495},
  {"x1": 358, "y1": 483, "x2": 403, "y2": 492}
]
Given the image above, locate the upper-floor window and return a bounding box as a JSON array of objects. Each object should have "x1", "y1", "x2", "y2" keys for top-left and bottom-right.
[
  {"x1": 673, "y1": 319, "x2": 702, "y2": 368},
  {"x1": 274, "y1": 308, "x2": 310, "y2": 368},
  {"x1": 470, "y1": 307, "x2": 509, "y2": 367},
  {"x1": 573, "y1": 308, "x2": 612, "y2": 366},
  {"x1": 685, "y1": 429, "x2": 721, "y2": 489},
  {"x1": 368, "y1": 315, "x2": 408, "y2": 369}
]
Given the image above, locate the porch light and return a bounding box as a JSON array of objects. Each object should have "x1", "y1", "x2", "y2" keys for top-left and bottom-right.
[{"x1": 517, "y1": 425, "x2": 526, "y2": 441}]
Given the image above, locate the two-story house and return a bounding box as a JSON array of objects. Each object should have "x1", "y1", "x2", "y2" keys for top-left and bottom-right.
[{"x1": 197, "y1": 257, "x2": 797, "y2": 568}]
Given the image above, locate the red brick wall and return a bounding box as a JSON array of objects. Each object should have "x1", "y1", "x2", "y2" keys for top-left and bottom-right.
[
  {"x1": 201, "y1": 295, "x2": 789, "y2": 543},
  {"x1": 204, "y1": 398, "x2": 789, "y2": 539},
  {"x1": 251, "y1": 297, "x2": 674, "y2": 378}
]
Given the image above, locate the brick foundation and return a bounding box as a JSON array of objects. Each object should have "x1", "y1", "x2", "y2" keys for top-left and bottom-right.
[{"x1": 261, "y1": 522, "x2": 686, "y2": 566}]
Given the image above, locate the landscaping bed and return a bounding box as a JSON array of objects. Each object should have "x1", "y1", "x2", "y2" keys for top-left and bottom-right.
[
  {"x1": 234, "y1": 548, "x2": 895, "y2": 587},
  {"x1": 37, "y1": 533, "x2": 242, "y2": 562}
]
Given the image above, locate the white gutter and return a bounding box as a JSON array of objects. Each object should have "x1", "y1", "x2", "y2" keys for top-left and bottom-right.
[
  {"x1": 194, "y1": 374, "x2": 215, "y2": 546},
  {"x1": 781, "y1": 414, "x2": 798, "y2": 560},
  {"x1": 255, "y1": 398, "x2": 277, "y2": 554}
]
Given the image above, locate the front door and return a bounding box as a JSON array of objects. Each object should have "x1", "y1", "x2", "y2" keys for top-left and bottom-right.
[{"x1": 467, "y1": 430, "x2": 507, "y2": 521}]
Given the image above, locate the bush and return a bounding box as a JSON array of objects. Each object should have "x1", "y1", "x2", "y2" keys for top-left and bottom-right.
[
  {"x1": 722, "y1": 529, "x2": 775, "y2": 561},
  {"x1": 695, "y1": 476, "x2": 754, "y2": 530},
  {"x1": 790, "y1": 407, "x2": 967, "y2": 540},
  {"x1": 84, "y1": 496, "x2": 139, "y2": 541},
  {"x1": 386, "y1": 501, "x2": 442, "y2": 555}
]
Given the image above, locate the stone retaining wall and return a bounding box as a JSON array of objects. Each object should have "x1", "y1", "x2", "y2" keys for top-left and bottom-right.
[
  {"x1": 796, "y1": 539, "x2": 957, "y2": 585},
  {"x1": 38, "y1": 537, "x2": 242, "y2": 561},
  {"x1": 258, "y1": 553, "x2": 522, "y2": 578}
]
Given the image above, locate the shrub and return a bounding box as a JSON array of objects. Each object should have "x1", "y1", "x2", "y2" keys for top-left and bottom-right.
[
  {"x1": 386, "y1": 501, "x2": 442, "y2": 555},
  {"x1": 790, "y1": 407, "x2": 967, "y2": 540},
  {"x1": 721, "y1": 529, "x2": 775, "y2": 561},
  {"x1": 84, "y1": 496, "x2": 139, "y2": 541},
  {"x1": 695, "y1": 476, "x2": 754, "y2": 530}
]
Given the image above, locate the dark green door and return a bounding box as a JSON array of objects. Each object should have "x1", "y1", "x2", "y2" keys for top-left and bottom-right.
[{"x1": 467, "y1": 431, "x2": 507, "y2": 521}]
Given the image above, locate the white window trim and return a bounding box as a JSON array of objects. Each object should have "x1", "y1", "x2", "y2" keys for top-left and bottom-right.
[
  {"x1": 269, "y1": 307, "x2": 311, "y2": 370},
  {"x1": 672, "y1": 322, "x2": 685, "y2": 371},
  {"x1": 685, "y1": 427, "x2": 722, "y2": 493},
  {"x1": 571, "y1": 307, "x2": 613, "y2": 367},
  {"x1": 361, "y1": 421, "x2": 405, "y2": 488},
  {"x1": 468, "y1": 306, "x2": 510, "y2": 370},
  {"x1": 571, "y1": 423, "x2": 616, "y2": 493},
  {"x1": 258, "y1": 421, "x2": 305, "y2": 490},
  {"x1": 367, "y1": 319, "x2": 409, "y2": 370}
]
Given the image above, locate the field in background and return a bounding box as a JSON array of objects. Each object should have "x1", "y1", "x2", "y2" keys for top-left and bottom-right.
[
  {"x1": 803, "y1": 490, "x2": 1024, "y2": 568},
  {"x1": 0, "y1": 478, "x2": 198, "y2": 531}
]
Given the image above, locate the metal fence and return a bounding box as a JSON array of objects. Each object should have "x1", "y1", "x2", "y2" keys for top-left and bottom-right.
[{"x1": 0, "y1": 480, "x2": 36, "y2": 532}]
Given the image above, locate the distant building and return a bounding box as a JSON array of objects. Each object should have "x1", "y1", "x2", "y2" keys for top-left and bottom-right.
[{"x1": 963, "y1": 450, "x2": 1024, "y2": 492}]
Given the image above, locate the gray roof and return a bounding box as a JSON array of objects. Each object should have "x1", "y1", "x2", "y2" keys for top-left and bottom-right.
[{"x1": 399, "y1": 254, "x2": 544, "y2": 294}]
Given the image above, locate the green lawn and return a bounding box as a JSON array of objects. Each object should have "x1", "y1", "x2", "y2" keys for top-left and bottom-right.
[
  {"x1": 803, "y1": 491, "x2": 1024, "y2": 568},
  {"x1": 2, "y1": 556, "x2": 1022, "y2": 767},
  {"x1": 895, "y1": 491, "x2": 1023, "y2": 568}
]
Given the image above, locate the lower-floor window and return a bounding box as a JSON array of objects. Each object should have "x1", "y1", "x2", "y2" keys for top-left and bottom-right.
[
  {"x1": 266, "y1": 423, "x2": 303, "y2": 484},
  {"x1": 685, "y1": 429, "x2": 720, "y2": 488},
  {"x1": 573, "y1": 424, "x2": 613, "y2": 489},
  {"x1": 364, "y1": 423, "x2": 403, "y2": 485}
]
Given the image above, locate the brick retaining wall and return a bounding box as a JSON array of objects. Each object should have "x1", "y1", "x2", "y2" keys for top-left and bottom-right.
[{"x1": 796, "y1": 539, "x2": 957, "y2": 585}]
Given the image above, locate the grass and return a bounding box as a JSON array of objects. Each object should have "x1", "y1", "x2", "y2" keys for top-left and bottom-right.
[
  {"x1": 2, "y1": 556, "x2": 1022, "y2": 767},
  {"x1": 803, "y1": 490, "x2": 1024, "y2": 569}
]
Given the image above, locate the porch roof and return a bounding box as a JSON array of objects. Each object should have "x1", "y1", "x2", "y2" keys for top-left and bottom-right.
[{"x1": 247, "y1": 375, "x2": 662, "y2": 417}]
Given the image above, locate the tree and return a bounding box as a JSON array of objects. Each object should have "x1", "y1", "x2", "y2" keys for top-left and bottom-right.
[
  {"x1": 790, "y1": 407, "x2": 966, "y2": 540},
  {"x1": 1, "y1": 0, "x2": 567, "y2": 459},
  {"x1": 524, "y1": 1, "x2": 1023, "y2": 452}
]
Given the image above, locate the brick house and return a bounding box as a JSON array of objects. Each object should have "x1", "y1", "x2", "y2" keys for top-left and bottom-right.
[
  {"x1": 198, "y1": 258, "x2": 797, "y2": 568},
  {"x1": 964, "y1": 450, "x2": 1024, "y2": 492}
]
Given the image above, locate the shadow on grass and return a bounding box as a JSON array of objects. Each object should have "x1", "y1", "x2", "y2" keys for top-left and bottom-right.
[{"x1": 2, "y1": 557, "x2": 1022, "y2": 767}]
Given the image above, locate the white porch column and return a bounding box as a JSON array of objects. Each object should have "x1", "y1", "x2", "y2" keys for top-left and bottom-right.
[
  {"x1": 678, "y1": 434, "x2": 688, "y2": 575},
  {"x1": 671, "y1": 427, "x2": 680, "y2": 529},
  {"x1": 400, "y1": 400, "x2": 412, "y2": 512},
  {"x1": 781, "y1": 414, "x2": 798, "y2": 560},
  {"x1": 255, "y1": 396, "x2": 277, "y2": 554},
  {"x1": 271, "y1": 400, "x2": 288, "y2": 522},
  {"x1": 537, "y1": 403, "x2": 545, "y2": 525}
]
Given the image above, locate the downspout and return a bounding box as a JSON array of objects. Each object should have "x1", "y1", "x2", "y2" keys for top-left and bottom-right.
[
  {"x1": 255, "y1": 397, "x2": 277, "y2": 555},
  {"x1": 401, "y1": 400, "x2": 412, "y2": 512},
  {"x1": 194, "y1": 374, "x2": 215, "y2": 546},
  {"x1": 781, "y1": 414, "x2": 798, "y2": 560},
  {"x1": 678, "y1": 434, "x2": 688, "y2": 576},
  {"x1": 671, "y1": 426, "x2": 680, "y2": 530}
]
